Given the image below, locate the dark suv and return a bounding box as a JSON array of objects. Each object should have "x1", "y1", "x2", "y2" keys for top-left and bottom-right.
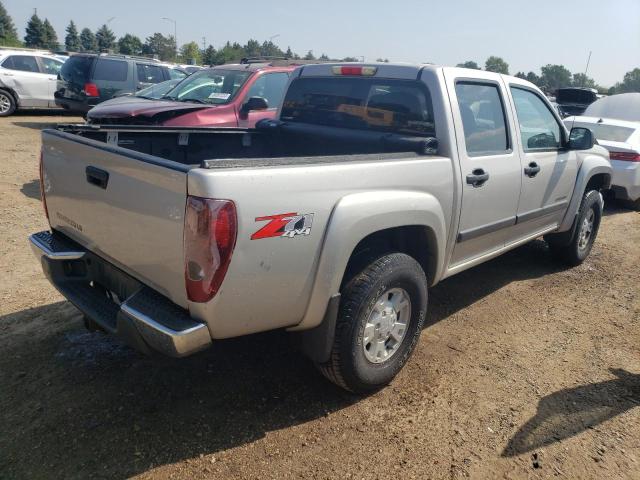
[{"x1": 55, "y1": 54, "x2": 187, "y2": 113}]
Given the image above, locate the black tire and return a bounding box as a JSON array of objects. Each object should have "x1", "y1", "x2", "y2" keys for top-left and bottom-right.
[
  {"x1": 0, "y1": 89, "x2": 16, "y2": 117},
  {"x1": 546, "y1": 189, "x2": 602, "y2": 266},
  {"x1": 317, "y1": 253, "x2": 427, "y2": 393}
]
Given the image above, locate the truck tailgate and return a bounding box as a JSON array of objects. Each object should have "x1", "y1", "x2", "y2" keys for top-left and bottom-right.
[{"x1": 41, "y1": 129, "x2": 189, "y2": 308}]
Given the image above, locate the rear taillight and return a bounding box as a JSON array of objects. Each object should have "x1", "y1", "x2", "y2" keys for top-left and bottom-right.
[
  {"x1": 184, "y1": 196, "x2": 237, "y2": 303},
  {"x1": 83, "y1": 82, "x2": 99, "y2": 97},
  {"x1": 609, "y1": 151, "x2": 640, "y2": 162},
  {"x1": 39, "y1": 150, "x2": 50, "y2": 223},
  {"x1": 331, "y1": 65, "x2": 377, "y2": 76}
]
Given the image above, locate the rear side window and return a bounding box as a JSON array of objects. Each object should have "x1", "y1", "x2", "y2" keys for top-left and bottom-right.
[
  {"x1": 137, "y1": 63, "x2": 164, "y2": 84},
  {"x1": 2, "y1": 55, "x2": 39, "y2": 73},
  {"x1": 455, "y1": 82, "x2": 509, "y2": 156},
  {"x1": 511, "y1": 87, "x2": 561, "y2": 151},
  {"x1": 93, "y1": 59, "x2": 128, "y2": 82},
  {"x1": 60, "y1": 56, "x2": 94, "y2": 83},
  {"x1": 281, "y1": 77, "x2": 435, "y2": 136},
  {"x1": 40, "y1": 57, "x2": 63, "y2": 75}
]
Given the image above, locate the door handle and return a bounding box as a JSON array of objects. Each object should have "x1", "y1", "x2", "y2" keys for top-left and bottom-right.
[
  {"x1": 466, "y1": 168, "x2": 489, "y2": 187},
  {"x1": 86, "y1": 166, "x2": 109, "y2": 189},
  {"x1": 524, "y1": 162, "x2": 541, "y2": 178}
]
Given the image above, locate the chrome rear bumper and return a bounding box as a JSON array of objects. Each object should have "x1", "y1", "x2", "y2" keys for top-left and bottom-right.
[{"x1": 29, "y1": 231, "x2": 211, "y2": 357}]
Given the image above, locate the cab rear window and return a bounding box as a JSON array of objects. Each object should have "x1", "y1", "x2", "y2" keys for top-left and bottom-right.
[{"x1": 281, "y1": 77, "x2": 435, "y2": 136}]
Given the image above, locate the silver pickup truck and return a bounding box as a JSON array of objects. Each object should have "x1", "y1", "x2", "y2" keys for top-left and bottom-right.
[{"x1": 31, "y1": 63, "x2": 612, "y2": 392}]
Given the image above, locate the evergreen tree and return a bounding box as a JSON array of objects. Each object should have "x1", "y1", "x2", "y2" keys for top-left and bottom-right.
[
  {"x1": 0, "y1": 1, "x2": 20, "y2": 46},
  {"x1": 142, "y1": 32, "x2": 176, "y2": 61},
  {"x1": 79, "y1": 28, "x2": 97, "y2": 52},
  {"x1": 65, "y1": 20, "x2": 80, "y2": 51},
  {"x1": 201, "y1": 44, "x2": 217, "y2": 65},
  {"x1": 24, "y1": 14, "x2": 46, "y2": 48},
  {"x1": 304, "y1": 50, "x2": 315, "y2": 60},
  {"x1": 42, "y1": 18, "x2": 58, "y2": 50},
  {"x1": 117, "y1": 34, "x2": 142, "y2": 55},
  {"x1": 95, "y1": 24, "x2": 115, "y2": 51}
]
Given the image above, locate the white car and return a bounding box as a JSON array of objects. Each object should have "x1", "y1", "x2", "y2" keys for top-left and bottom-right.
[
  {"x1": 0, "y1": 49, "x2": 65, "y2": 116},
  {"x1": 565, "y1": 93, "x2": 640, "y2": 210}
]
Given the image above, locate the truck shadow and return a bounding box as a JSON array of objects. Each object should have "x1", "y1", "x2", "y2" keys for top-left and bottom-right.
[
  {"x1": 0, "y1": 303, "x2": 359, "y2": 479},
  {"x1": 427, "y1": 239, "x2": 566, "y2": 325},
  {"x1": 0, "y1": 239, "x2": 591, "y2": 478},
  {"x1": 20, "y1": 179, "x2": 41, "y2": 200},
  {"x1": 503, "y1": 368, "x2": 640, "y2": 456}
]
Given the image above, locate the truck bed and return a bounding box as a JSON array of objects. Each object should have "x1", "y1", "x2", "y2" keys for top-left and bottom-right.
[{"x1": 55, "y1": 122, "x2": 438, "y2": 168}]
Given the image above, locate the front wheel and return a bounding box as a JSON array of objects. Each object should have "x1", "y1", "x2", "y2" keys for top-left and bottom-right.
[
  {"x1": 317, "y1": 253, "x2": 427, "y2": 393},
  {"x1": 546, "y1": 189, "x2": 602, "y2": 266}
]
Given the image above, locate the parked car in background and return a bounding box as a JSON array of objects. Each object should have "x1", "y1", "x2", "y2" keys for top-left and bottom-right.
[
  {"x1": 556, "y1": 87, "x2": 599, "y2": 116},
  {"x1": 55, "y1": 54, "x2": 187, "y2": 114},
  {"x1": 564, "y1": 93, "x2": 640, "y2": 210},
  {"x1": 86, "y1": 59, "x2": 296, "y2": 127},
  {"x1": 0, "y1": 48, "x2": 65, "y2": 116}
]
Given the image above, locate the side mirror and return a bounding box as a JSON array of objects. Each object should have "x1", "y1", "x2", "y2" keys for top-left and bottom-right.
[
  {"x1": 568, "y1": 127, "x2": 595, "y2": 150},
  {"x1": 240, "y1": 96, "x2": 269, "y2": 115}
]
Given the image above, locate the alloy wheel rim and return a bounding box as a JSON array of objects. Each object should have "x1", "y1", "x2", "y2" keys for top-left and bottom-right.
[
  {"x1": 578, "y1": 208, "x2": 595, "y2": 251},
  {"x1": 363, "y1": 288, "x2": 411, "y2": 364},
  {"x1": 0, "y1": 94, "x2": 10, "y2": 114}
]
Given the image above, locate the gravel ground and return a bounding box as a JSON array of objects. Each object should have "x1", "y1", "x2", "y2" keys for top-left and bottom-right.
[{"x1": 0, "y1": 113, "x2": 638, "y2": 480}]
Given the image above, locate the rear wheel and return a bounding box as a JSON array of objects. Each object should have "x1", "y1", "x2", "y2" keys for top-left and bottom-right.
[
  {"x1": 317, "y1": 253, "x2": 427, "y2": 393},
  {"x1": 546, "y1": 190, "x2": 602, "y2": 266},
  {"x1": 0, "y1": 90, "x2": 16, "y2": 117}
]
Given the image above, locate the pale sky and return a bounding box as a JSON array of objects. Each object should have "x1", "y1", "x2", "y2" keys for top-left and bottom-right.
[{"x1": 5, "y1": 0, "x2": 639, "y2": 86}]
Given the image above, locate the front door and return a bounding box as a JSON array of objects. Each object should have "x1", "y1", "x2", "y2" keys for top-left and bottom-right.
[
  {"x1": 237, "y1": 72, "x2": 290, "y2": 128},
  {"x1": 446, "y1": 73, "x2": 523, "y2": 265},
  {"x1": 506, "y1": 85, "x2": 578, "y2": 242}
]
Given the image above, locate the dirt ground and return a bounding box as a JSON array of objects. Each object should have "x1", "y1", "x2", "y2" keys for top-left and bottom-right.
[{"x1": 0, "y1": 113, "x2": 638, "y2": 480}]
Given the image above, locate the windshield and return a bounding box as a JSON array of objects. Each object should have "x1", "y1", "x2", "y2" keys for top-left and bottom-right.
[
  {"x1": 164, "y1": 69, "x2": 251, "y2": 104},
  {"x1": 280, "y1": 77, "x2": 435, "y2": 136},
  {"x1": 136, "y1": 79, "x2": 182, "y2": 99}
]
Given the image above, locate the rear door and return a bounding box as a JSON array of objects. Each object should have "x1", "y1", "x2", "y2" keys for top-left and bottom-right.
[
  {"x1": 136, "y1": 63, "x2": 166, "y2": 91},
  {"x1": 0, "y1": 55, "x2": 49, "y2": 107},
  {"x1": 506, "y1": 84, "x2": 578, "y2": 241},
  {"x1": 37, "y1": 56, "x2": 63, "y2": 107},
  {"x1": 41, "y1": 130, "x2": 190, "y2": 307},
  {"x1": 445, "y1": 71, "x2": 523, "y2": 265}
]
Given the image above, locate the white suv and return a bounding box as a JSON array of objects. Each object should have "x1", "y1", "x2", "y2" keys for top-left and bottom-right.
[{"x1": 0, "y1": 49, "x2": 65, "y2": 116}]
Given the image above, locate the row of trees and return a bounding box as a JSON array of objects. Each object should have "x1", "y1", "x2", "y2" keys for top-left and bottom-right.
[
  {"x1": 0, "y1": 3, "x2": 637, "y2": 93},
  {"x1": 457, "y1": 56, "x2": 640, "y2": 95}
]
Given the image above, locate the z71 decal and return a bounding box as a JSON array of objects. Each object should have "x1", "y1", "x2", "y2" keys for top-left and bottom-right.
[{"x1": 251, "y1": 212, "x2": 314, "y2": 240}]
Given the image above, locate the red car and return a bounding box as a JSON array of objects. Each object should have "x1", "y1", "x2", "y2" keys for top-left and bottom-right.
[{"x1": 86, "y1": 60, "x2": 296, "y2": 127}]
